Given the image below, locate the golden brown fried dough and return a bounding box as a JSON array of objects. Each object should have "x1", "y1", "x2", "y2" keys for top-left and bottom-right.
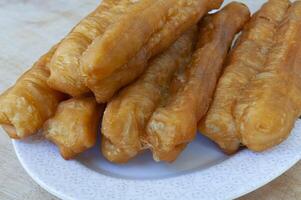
[
  {"x1": 44, "y1": 97, "x2": 103, "y2": 160},
  {"x1": 0, "y1": 46, "x2": 65, "y2": 139},
  {"x1": 82, "y1": 0, "x2": 224, "y2": 103},
  {"x1": 234, "y1": 2, "x2": 301, "y2": 152},
  {"x1": 90, "y1": 50, "x2": 149, "y2": 103},
  {"x1": 48, "y1": 0, "x2": 138, "y2": 96},
  {"x1": 101, "y1": 28, "x2": 197, "y2": 163},
  {"x1": 146, "y1": 2, "x2": 250, "y2": 162},
  {"x1": 199, "y1": 0, "x2": 290, "y2": 154}
]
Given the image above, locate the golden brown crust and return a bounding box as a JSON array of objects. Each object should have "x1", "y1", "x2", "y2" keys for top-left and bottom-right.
[
  {"x1": 234, "y1": 2, "x2": 301, "y2": 152},
  {"x1": 82, "y1": 0, "x2": 223, "y2": 103},
  {"x1": 48, "y1": 0, "x2": 138, "y2": 96},
  {"x1": 0, "y1": 46, "x2": 65, "y2": 139},
  {"x1": 199, "y1": 0, "x2": 290, "y2": 154},
  {"x1": 44, "y1": 97, "x2": 103, "y2": 160},
  {"x1": 146, "y1": 2, "x2": 250, "y2": 162},
  {"x1": 82, "y1": 0, "x2": 172, "y2": 80},
  {"x1": 101, "y1": 28, "x2": 197, "y2": 163},
  {"x1": 90, "y1": 49, "x2": 149, "y2": 103}
]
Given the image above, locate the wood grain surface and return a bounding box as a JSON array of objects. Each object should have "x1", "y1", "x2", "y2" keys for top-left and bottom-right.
[{"x1": 0, "y1": 0, "x2": 300, "y2": 200}]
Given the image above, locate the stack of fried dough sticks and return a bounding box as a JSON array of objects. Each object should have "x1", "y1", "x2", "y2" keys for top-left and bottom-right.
[{"x1": 1, "y1": 0, "x2": 301, "y2": 163}]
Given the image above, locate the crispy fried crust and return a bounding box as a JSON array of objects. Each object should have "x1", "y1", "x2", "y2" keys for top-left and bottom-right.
[
  {"x1": 82, "y1": 0, "x2": 224, "y2": 103},
  {"x1": 82, "y1": 0, "x2": 176, "y2": 80},
  {"x1": 199, "y1": 0, "x2": 290, "y2": 154},
  {"x1": 48, "y1": 0, "x2": 138, "y2": 96},
  {"x1": 146, "y1": 2, "x2": 250, "y2": 162},
  {"x1": 234, "y1": 2, "x2": 301, "y2": 152},
  {"x1": 44, "y1": 97, "x2": 103, "y2": 160},
  {"x1": 101, "y1": 28, "x2": 197, "y2": 163},
  {"x1": 90, "y1": 49, "x2": 149, "y2": 103},
  {"x1": 0, "y1": 46, "x2": 65, "y2": 139}
]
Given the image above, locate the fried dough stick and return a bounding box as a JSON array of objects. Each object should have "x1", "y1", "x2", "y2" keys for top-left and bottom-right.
[
  {"x1": 234, "y1": 1, "x2": 301, "y2": 152},
  {"x1": 81, "y1": 0, "x2": 223, "y2": 103},
  {"x1": 146, "y1": 2, "x2": 250, "y2": 162},
  {"x1": 0, "y1": 46, "x2": 65, "y2": 139},
  {"x1": 199, "y1": 0, "x2": 290, "y2": 154},
  {"x1": 44, "y1": 97, "x2": 103, "y2": 160},
  {"x1": 48, "y1": 0, "x2": 139, "y2": 96},
  {"x1": 101, "y1": 28, "x2": 197, "y2": 163}
]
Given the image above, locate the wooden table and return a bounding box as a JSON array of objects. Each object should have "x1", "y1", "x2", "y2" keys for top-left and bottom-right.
[
  {"x1": 1, "y1": 132, "x2": 301, "y2": 200},
  {"x1": 0, "y1": 0, "x2": 301, "y2": 199}
]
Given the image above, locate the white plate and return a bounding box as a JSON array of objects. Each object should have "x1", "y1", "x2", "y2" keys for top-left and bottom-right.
[
  {"x1": 0, "y1": 0, "x2": 300, "y2": 200},
  {"x1": 12, "y1": 121, "x2": 301, "y2": 200}
]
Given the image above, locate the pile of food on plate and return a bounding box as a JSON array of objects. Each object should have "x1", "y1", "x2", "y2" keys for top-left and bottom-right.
[{"x1": 1, "y1": 0, "x2": 301, "y2": 164}]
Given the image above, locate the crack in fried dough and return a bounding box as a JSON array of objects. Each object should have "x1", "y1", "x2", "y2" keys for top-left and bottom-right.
[
  {"x1": 0, "y1": 46, "x2": 66, "y2": 139},
  {"x1": 101, "y1": 28, "x2": 197, "y2": 163},
  {"x1": 199, "y1": 0, "x2": 290, "y2": 154},
  {"x1": 146, "y1": 2, "x2": 250, "y2": 162},
  {"x1": 234, "y1": 1, "x2": 301, "y2": 152},
  {"x1": 48, "y1": 0, "x2": 139, "y2": 96},
  {"x1": 82, "y1": 0, "x2": 224, "y2": 103},
  {"x1": 44, "y1": 97, "x2": 103, "y2": 160}
]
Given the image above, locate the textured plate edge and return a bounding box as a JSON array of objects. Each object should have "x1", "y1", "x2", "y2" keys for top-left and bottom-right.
[
  {"x1": 13, "y1": 143, "x2": 74, "y2": 200},
  {"x1": 12, "y1": 134, "x2": 301, "y2": 200},
  {"x1": 229, "y1": 154, "x2": 301, "y2": 200}
]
